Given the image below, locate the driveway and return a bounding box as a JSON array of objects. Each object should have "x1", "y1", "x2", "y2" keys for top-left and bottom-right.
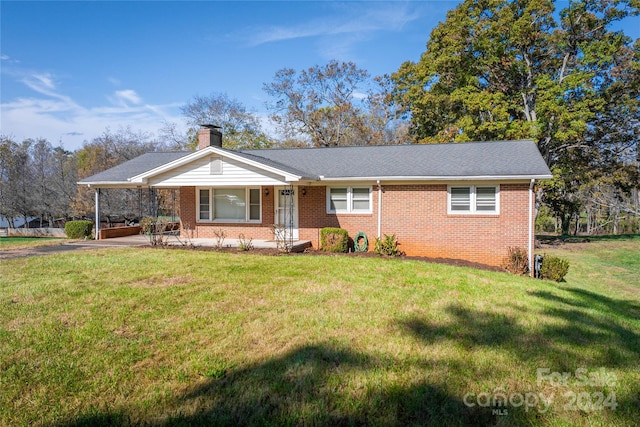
[
  {"x1": 1, "y1": 235, "x2": 311, "y2": 260},
  {"x1": 0, "y1": 236, "x2": 149, "y2": 261}
]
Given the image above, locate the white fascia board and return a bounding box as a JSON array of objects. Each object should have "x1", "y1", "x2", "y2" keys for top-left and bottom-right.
[
  {"x1": 77, "y1": 181, "x2": 147, "y2": 188},
  {"x1": 128, "y1": 146, "x2": 302, "y2": 184},
  {"x1": 318, "y1": 174, "x2": 553, "y2": 182}
]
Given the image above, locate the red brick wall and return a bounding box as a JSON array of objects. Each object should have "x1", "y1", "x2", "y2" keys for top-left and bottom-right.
[
  {"x1": 98, "y1": 225, "x2": 141, "y2": 239},
  {"x1": 180, "y1": 186, "x2": 196, "y2": 230},
  {"x1": 179, "y1": 186, "x2": 275, "y2": 240},
  {"x1": 179, "y1": 183, "x2": 531, "y2": 266},
  {"x1": 298, "y1": 186, "x2": 378, "y2": 249},
  {"x1": 379, "y1": 184, "x2": 530, "y2": 266}
]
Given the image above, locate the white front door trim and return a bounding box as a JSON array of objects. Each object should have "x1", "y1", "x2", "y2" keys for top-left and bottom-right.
[{"x1": 274, "y1": 186, "x2": 299, "y2": 240}]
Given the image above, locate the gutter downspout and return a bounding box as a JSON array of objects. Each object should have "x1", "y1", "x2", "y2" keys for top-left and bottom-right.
[
  {"x1": 377, "y1": 180, "x2": 382, "y2": 238},
  {"x1": 528, "y1": 179, "x2": 535, "y2": 277}
]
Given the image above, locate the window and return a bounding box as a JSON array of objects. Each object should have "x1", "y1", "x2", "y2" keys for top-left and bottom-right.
[
  {"x1": 475, "y1": 187, "x2": 497, "y2": 212},
  {"x1": 329, "y1": 188, "x2": 348, "y2": 211},
  {"x1": 197, "y1": 187, "x2": 261, "y2": 222},
  {"x1": 450, "y1": 187, "x2": 471, "y2": 212},
  {"x1": 213, "y1": 188, "x2": 245, "y2": 220},
  {"x1": 248, "y1": 189, "x2": 260, "y2": 220},
  {"x1": 327, "y1": 187, "x2": 371, "y2": 213},
  {"x1": 199, "y1": 189, "x2": 210, "y2": 220},
  {"x1": 448, "y1": 185, "x2": 499, "y2": 214}
]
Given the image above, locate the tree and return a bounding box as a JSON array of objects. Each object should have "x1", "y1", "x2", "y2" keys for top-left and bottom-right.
[
  {"x1": 0, "y1": 137, "x2": 35, "y2": 227},
  {"x1": 30, "y1": 139, "x2": 55, "y2": 227},
  {"x1": 1, "y1": 136, "x2": 79, "y2": 228},
  {"x1": 391, "y1": 0, "x2": 639, "y2": 234},
  {"x1": 264, "y1": 60, "x2": 407, "y2": 147},
  {"x1": 72, "y1": 127, "x2": 163, "y2": 223},
  {"x1": 50, "y1": 146, "x2": 78, "y2": 219},
  {"x1": 180, "y1": 93, "x2": 272, "y2": 150}
]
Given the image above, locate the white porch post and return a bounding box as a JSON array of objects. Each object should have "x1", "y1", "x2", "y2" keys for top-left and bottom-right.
[
  {"x1": 377, "y1": 180, "x2": 382, "y2": 238},
  {"x1": 95, "y1": 188, "x2": 100, "y2": 240}
]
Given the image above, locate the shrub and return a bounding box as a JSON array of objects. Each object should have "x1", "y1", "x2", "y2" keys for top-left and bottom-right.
[
  {"x1": 214, "y1": 228, "x2": 226, "y2": 249},
  {"x1": 272, "y1": 224, "x2": 291, "y2": 252},
  {"x1": 540, "y1": 255, "x2": 570, "y2": 282},
  {"x1": 501, "y1": 247, "x2": 529, "y2": 275},
  {"x1": 140, "y1": 217, "x2": 154, "y2": 235},
  {"x1": 320, "y1": 228, "x2": 348, "y2": 253},
  {"x1": 64, "y1": 220, "x2": 93, "y2": 239},
  {"x1": 237, "y1": 233, "x2": 254, "y2": 251},
  {"x1": 140, "y1": 217, "x2": 170, "y2": 246},
  {"x1": 374, "y1": 234, "x2": 402, "y2": 257}
]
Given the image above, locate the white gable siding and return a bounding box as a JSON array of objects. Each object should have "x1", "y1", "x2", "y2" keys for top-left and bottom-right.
[{"x1": 147, "y1": 155, "x2": 290, "y2": 187}]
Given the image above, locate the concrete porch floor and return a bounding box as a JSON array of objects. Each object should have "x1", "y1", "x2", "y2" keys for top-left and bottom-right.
[{"x1": 69, "y1": 234, "x2": 313, "y2": 252}]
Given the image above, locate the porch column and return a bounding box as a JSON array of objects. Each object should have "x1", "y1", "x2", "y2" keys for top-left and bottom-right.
[
  {"x1": 95, "y1": 188, "x2": 100, "y2": 240},
  {"x1": 377, "y1": 180, "x2": 382, "y2": 238}
]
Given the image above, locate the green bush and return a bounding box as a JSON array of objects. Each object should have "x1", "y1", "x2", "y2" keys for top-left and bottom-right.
[
  {"x1": 64, "y1": 220, "x2": 93, "y2": 239},
  {"x1": 320, "y1": 227, "x2": 348, "y2": 253},
  {"x1": 540, "y1": 255, "x2": 570, "y2": 282},
  {"x1": 502, "y1": 247, "x2": 529, "y2": 275},
  {"x1": 374, "y1": 234, "x2": 402, "y2": 257}
]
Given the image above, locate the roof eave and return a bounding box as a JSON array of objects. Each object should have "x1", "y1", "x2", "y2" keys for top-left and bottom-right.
[
  {"x1": 77, "y1": 181, "x2": 148, "y2": 188},
  {"x1": 317, "y1": 174, "x2": 553, "y2": 181}
]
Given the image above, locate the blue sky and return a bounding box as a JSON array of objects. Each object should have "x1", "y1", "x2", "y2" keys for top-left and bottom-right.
[{"x1": 1, "y1": 1, "x2": 638, "y2": 151}]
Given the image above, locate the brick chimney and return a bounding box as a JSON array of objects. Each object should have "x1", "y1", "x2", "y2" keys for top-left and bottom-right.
[{"x1": 198, "y1": 124, "x2": 222, "y2": 150}]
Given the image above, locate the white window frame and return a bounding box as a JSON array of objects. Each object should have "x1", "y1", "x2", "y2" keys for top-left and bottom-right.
[
  {"x1": 327, "y1": 186, "x2": 372, "y2": 214},
  {"x1": 197, "y1": 187, "x2": 262, "y2": 223},
  {"x1": 447, "y1": 185, "x2": 500, "y2": 215}
]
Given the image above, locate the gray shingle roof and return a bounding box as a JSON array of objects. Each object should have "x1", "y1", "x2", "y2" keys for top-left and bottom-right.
[
  {"x1": 242, "y1": 140, "x2": 551, "y2": 179},
  {"x1": 78, "y1": 152, "x2": 191, "y2": 184},
  {"x1": 230, "y1": 149, "x2": 319, "y2": 180},
  {"x1": 79, "y1": 140, "x2": 551, "y2": 185}
]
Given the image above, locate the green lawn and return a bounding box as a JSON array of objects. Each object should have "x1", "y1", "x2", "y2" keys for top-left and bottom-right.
[{"x1": 1, "y1": 237, "x2": 638, "y2": 426}]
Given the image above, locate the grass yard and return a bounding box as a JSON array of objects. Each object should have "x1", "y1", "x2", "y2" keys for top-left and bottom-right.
[
  {"x1": 1, "y1": 236, "x2": 638, "y2": 426},
  {"x1": 0, "y1": 236, "x2": 67, "y2": 250}
]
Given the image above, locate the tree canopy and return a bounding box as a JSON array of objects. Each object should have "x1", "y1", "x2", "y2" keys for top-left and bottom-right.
[
  {"x1": 180, "y1": 92, "x2": 272, "y2": 150},
  {"x1": 264, "y1": 60, "x2": 407, "y2": 147},
  {"x1": 391, "y1": 0, "x2": 640, "y2": 233}
]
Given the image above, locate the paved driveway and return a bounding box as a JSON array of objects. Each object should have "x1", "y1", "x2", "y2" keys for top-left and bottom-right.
[
  {"x1": 0, "y1": 236, "x2": 148, "y2": 261},
  {"x1": 1, "y1": 235, "x2": 311, "y2": 260}
]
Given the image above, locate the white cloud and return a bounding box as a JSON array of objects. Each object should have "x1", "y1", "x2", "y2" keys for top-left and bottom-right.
[
  {"x1": 1, "y1": 70, "x2": 184, "y2": 150},
  {"x1": 0, "y1": 54, "x2": 20, "y2": 64},
  {"x1": 1, "y1": 96, "x2": 184, "y2": 149},
  {"x1": 246, "y1": 3, "x2": 419, "y2": 47},
  {"x1": 111, "y1": 89, "x2": 143, "y2": 106},
  {"x1": 22, "y1": 72, "x2": 57, "y2": 93}
]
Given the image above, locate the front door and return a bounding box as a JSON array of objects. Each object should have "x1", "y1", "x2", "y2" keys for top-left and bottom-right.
[{"x1": 275, "y1": 186, "x2": 299, "y2": 240}]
